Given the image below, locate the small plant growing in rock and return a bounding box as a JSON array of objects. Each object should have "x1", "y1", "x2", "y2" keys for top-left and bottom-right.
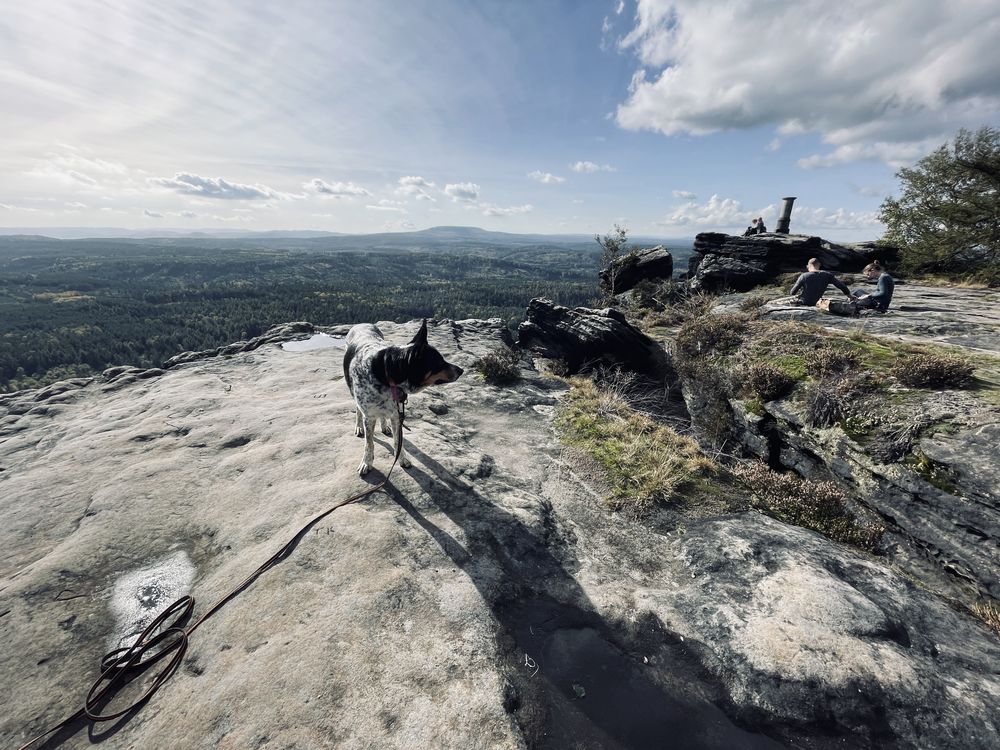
[
  {"x1": 891, "y1": 353, "x2": 974, "y2": 388},
  {"x1": 804, "y1": 386, "x2": 843, "y2": 427},
  {"x1": 675, "y1": 314, "x2": 747, "y2": 358},
  {"x1": 807, "y1": 347, "x2": 859, "y2": 377},
  {"x1": 739, "y1": 294, "x2": 769, "y2": 313},
  {"x1": 741, "y1": 362, "x2": 796, "y2": 402},
  {"x1": 472, "y1": 345, "x2": 521, "y2": 385},
  {"x1": 731, "y1": 461, "x2": 884, "y2": 551},
  {"x1": 971, "y1": 599, "x2": 1000, "y2": 637}
]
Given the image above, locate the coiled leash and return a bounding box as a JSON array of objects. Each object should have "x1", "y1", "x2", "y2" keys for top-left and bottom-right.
[{"x1": 17, "y1": 400, "x2": 406, "y2": 750}]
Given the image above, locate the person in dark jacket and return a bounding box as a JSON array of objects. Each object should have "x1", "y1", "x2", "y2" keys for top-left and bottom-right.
[
  {"x1": 853, "y1": 262, "x2": 895, "y2": 311},
  {"x1": 786, "y1": 258, "x2": 853, "y2": 306},
  {"x1": 755, "y1": 216, "x2": 767, "y2": 234}
]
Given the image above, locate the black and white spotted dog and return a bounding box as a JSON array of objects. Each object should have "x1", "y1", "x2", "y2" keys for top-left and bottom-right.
[{"x1": 343, "y1": 319, "x2": 463, "y2": 476}]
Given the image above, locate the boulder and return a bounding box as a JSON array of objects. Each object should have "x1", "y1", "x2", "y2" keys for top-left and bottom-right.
[
  {"x1": 689, "y1": 233, "x2": 898, "y2": 292},
  {"x1": 517, "y1": 297, "x2": 664, "y2": 375},
  {"x1": 599, "y1": 246, "x2": 674, "y2": 294}
]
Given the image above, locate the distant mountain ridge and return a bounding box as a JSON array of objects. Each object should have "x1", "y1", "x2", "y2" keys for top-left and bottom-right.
[{"x1": 0, "y1": 224, "x2": 691, "y2": 248}]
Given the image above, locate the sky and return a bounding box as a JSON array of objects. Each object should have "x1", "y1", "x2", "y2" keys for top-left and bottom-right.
[{"x1": 2, "y1": 0, "x2": 999, "y2": 241}]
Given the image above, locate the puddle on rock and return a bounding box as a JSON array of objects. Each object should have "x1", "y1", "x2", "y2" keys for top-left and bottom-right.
[
  {"x1": 281, "y1": 334, "x2": 345, "y2": 352},
  {"x1": 109, "y1": 550, "x2": 196, "y2": 649}
]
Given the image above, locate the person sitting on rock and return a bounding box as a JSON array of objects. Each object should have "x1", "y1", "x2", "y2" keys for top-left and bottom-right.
[
  {"x1": 743, "y1": 218, "x2": 759, "y2": 237},
  {"x1": 784, "y1": 258, "x2": 853, "y2": 306},
  {"x1": 852, "y1": 262, "x2": 895, "y2": 312},
  {"x1": 755, "y1": 216, "x2": 767, "y2": 234}
]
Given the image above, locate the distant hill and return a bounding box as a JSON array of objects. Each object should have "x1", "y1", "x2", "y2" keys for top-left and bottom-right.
[{"x1": 0, "y1": 224, "x2": 692, "y2": 251}]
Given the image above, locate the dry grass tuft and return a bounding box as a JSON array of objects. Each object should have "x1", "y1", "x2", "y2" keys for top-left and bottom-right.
[
  {"x1": 556, "y1": 377, "x2": 720, "y2": 515},
  {"x1": 971, "y1": 600, "x2": 1000, "y2": 637}
]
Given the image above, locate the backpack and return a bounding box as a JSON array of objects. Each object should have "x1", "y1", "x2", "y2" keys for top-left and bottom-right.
[{"x1": 816, "y1": 298, "x2": 859, "y2": 317}]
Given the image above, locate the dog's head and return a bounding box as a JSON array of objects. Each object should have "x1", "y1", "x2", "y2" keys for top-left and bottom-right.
[{"x1": 383, "y1": 319, "x2": 463, "y2": 394}]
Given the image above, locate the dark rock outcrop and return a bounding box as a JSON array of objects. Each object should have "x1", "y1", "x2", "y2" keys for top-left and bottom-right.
[
  {"x1": 599, "y1": 246, "x2": 673, "y2": 294},
  {"x1": 689, "y1": 233, "x2": 898, "y2": 292},
  {"x1": 517, "y1": 297, "x2": 664, "y2": 374}
]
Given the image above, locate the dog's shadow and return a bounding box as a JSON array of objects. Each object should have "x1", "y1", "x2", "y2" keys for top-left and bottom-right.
[{"x1": 378, "y1": 442, "x2": 781, "y2": 750}]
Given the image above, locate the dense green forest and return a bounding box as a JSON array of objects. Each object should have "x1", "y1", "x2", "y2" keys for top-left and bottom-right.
[{"x1": 1, "y1": 234, "x2": 654, "y2": 392}]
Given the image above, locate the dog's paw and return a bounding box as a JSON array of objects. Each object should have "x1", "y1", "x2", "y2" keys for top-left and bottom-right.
[
  {"x1": 354, "y1": 426, "x2": 364, "y2": 437},
  {"x1": 357, "y1": 461, "x2": 372, "y2": 476},
  {"x1": 400, "y1": 456, "x2": 412, "y2": 469},
  {"x1": 380, "y1": 422, "x2": 393, "y2": 436}
]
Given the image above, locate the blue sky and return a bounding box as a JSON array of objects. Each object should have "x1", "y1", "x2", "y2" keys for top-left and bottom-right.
[{"x1": 2, "y1": 0, "x2": 999, "y2": 240}]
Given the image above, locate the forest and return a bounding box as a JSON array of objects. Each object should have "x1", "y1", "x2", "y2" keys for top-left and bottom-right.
[{"x1": 1, "y1": 233, "x2": 689, "y2": 392}]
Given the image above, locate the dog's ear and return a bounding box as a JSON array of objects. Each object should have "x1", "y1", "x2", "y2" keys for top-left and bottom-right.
[{"x1": 409, "y1": 319, "x2": 428, "y2": 348}]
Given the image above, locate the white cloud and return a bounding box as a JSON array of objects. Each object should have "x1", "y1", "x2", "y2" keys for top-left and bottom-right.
[
  {"x1": 303, "y1": 178, "x2": 370, "y2": 197},
  {"x1": 444, "y1": 182, "x2": 480, "y2": 202},
  {"x1": 766, "y1": 138, "x2": 782, "y2": 152},
  {"x1": 481, "y1": 203, "x2": 533, "y2": 217},
  {"x1": 658, "y1": 194, "x2": 761, "y2": 227},
  {"x1": 616, "y1": 0, "x2": 626, "y2": 14},
  {"x1": 797, "y1": 139, "x2": 940, "y2": 169},
  {"x1": 396, "y1": 175, "x2": 436, "y2": 201},
  {"x1": 179, "y1": 210, "x2": 197, "y2": 218},
  {"x1": 210, "y1": 213, "x2": 255, "y2": 222},
  {"x1": 528, "y1": 170, "x2": 566, "y2": 184},
  {"x1": 658, "y1": 193, "x2": 881, "y2": 233},
  {"x1": 671, "y1": 189, "x2": 696, "y2": 199},
  {"x1": 617, "y1": 0, "x2": 1000, "y2": 167},
  {"x1": 570, "y1": 161, "x2": 616, "y2": 173},
  {"x1": 143, "y1": 209, "x2": 163, "y2": 218},
  {"x1": 65, "y1": 201, "x2": 88, "y2": 209},
  {"x1": 150, "y1": 172, "x2": 284, "y2": 200},
  {"x1": 365, "y1": 200, "x2": 407, "y2": 213}
]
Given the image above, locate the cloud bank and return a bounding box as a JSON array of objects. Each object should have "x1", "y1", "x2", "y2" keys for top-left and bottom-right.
[{"x1": 616, "y1": 0, "x2": 1000, "y2": 166}]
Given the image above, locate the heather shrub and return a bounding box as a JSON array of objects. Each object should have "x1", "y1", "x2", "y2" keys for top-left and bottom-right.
[
  {"x1": 472, "y1": 345, "x2": 521, "y2": 385},
  {"x1": 739, "y1": 294, "x2": 769, "y2": 313},
  {"x1": 807, "y1": 347, "x2": 859, "y2": 377},
  {"x1": 675, "y1": 314, "x2": 747, "y2": 358},
  {"x1": 741, "y1": 362, "x2": 796, "y2": 402},
  {"x1": 891, "y1": 353, "x2": 974, "y2": 388},
  {"x1": 731, "y1": 461, "x2": 884, "y2": 551}
]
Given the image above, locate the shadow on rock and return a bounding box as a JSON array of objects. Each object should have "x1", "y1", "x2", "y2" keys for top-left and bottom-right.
[{"x1": 388, "y1": 443, "x2": 785, "y2": 750}]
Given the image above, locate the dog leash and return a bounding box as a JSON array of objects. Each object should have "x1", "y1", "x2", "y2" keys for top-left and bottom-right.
[{"x1": 17, "y1": 400, "x2": 406, "y2": 750}]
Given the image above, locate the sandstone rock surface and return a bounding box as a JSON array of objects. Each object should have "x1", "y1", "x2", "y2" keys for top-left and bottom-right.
[
  {"x1": 689, "y1": 233, "x2": 896, "y2": 292},
  {"x1": 599, "y1": 246, "x2": 674, "y2": 294},
  {"x1": 517, "y1": 297, "x2": 665, "y2": 375},
  {"x1": 1, "y1": 317, "x2": 998, "y2": 749}
]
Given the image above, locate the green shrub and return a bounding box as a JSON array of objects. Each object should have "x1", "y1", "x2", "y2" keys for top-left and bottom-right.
[
  {"x1": 675, "y1": 314, "x2": 747, "y2": 358},
  {"x1": 742, "y1": 362, "x2": 796, "y2": 402},
  {"x1": 472, "y1": 345, "x2": 521, "y2": 385},
  {"x1": 891, "y1": 352, "x2": 974, "y2": 388},
  {"x1": 731, "y1": 461, "x2": 884, "y2": 551}
]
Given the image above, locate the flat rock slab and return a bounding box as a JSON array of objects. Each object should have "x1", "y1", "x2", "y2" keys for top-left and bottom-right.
[{"x1": 2, "y1": 318, "x2": 998, "y2": 749}]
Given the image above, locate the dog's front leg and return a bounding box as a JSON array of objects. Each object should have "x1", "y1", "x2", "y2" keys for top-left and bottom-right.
[
  {"x1": 354, "y1": 409, "x2": 364, "y2": 437},
  {"x1": 358, "y1": 416, "x2": 375, "y2": 476},
  {"x1": 390, "y1": 410, "x2": 411, "y2": 469}
]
